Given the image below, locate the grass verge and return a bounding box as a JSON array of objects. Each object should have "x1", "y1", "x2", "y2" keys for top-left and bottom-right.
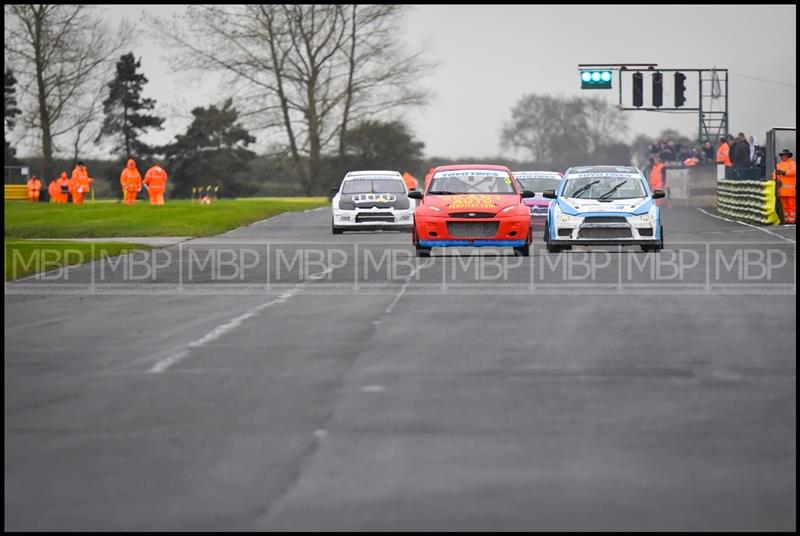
[{"x1": 4, "y1": 197, "x2": 329, "y2": 239}]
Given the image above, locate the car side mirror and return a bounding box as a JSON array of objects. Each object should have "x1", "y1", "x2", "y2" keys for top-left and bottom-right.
[
  {"x1": 407, "y1": 190, "x2": 423, "y2": 200},
  {"x1": 330, "y1": 187, "x2": 339, "y2": 194},
  {"x1": 652, "y1": 190, "x2": 666, "y2": 199},
  {"x1": 542, "y1": 190, "x2": 557, "y2": 199},
  {"x1": 520, "y1": 190, "x2": 536, "y2": 199}
]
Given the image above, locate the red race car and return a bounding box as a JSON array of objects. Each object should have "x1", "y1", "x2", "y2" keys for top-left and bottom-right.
[{"x1": 408, "y1": 164, "x2": 534, "y2": 257}]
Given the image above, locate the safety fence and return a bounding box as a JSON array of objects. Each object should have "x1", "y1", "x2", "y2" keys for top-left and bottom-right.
[
  {"x1": 716, "y1": 179, "x2": 780, "y2": 225},
  {"x1": 4, "y1": 184, "x2": 29, "y2": 200},
  {"x1": 664, "y1": 163, "x2": 716, "y2": 207}
]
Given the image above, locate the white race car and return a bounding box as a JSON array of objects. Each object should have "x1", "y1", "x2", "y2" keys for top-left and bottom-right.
[
  {"x1": 543, "y1": 166, "x2": 665, "y2": 252},
  {"x1": 331, "y1": 170, "x2": 415, "y2": 234}
]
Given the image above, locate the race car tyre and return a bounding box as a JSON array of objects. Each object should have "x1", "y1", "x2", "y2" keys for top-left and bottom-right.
[
  {"x1": 416, "y1": 246, "x2": 431, "y2": 258},
  {"x1": 513, "y1": 244, "x2": 530, "y2": 257},
  {"x1": 332, "y1": 221, "x2": 343, "y2": 235},
  {"x1": 641, "y1": 227, "x2": 664, "y2": 252},
  {"x1": 547, "y1": 243, "x2": 572, "y2": 253},
  {"x1": 515, "y1": 231, "x2": 532, "y2": 257}
]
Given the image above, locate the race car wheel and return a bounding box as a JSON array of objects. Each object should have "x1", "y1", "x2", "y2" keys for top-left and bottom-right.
[
  {"x1": 513, "y1": 244, "x2": 530, "y2": 257},
  {"x1": 641, "y1": 227, "x2": 664, "y2": 252},
  {"x1": 547, "y1": 243, "x2": 572, "y2": 253},
  {"x1": 416, "y1": 246, "x2": 431, "y2": 258},
  {"x1": 514, "y1": 230, "x2": 532, "y2": 256}
]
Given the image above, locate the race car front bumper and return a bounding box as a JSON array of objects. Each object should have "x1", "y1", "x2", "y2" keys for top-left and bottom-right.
[
  {"x1": 549, "y1": 219, "x2": 661, "y2": 246},
  {"x1": 414, "y1": 215, "x2": 531, "y2": 247},
  {"x1": 333, "y1": 208, "x2": 414, "y2": 229}
]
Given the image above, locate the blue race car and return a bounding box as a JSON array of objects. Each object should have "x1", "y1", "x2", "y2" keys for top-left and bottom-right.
[{"x1": 543, "y1": 165, "x2": 665, "y2": 253}]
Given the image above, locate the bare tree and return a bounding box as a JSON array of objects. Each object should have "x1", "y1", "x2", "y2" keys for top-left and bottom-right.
[
  {"x1": 153, "y1": 4, "x2": 432, "y2": 195},
  {"x1": 583, "y1": 96, "x2": 628, "y2": 153},
  {"x1": 4, "y1": 5, "x2": 125, "y2": 180},
  {"x1": 69, "y1": 81, "x2": 106, "y2": 164},
  {"x1": 501, "y1": 94, "x2": 629, "y2": 170},
  {"x1": 337, "y1": 5, "x2": 431, "y2": 157}
]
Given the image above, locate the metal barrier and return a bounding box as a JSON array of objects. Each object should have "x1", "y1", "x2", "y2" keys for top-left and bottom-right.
[
  {"x1": 716, "y1": 179, "x2": 780, "y2": 225},
  {"x1": 664, "y1": 163, "x2": 716, "y2": 207},
  {"x1": 4, "y1": 184, "x2": 29, "y2": 200}
]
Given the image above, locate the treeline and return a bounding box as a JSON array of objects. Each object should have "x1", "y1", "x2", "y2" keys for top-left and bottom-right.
[
  {"x1": 5, "y1": 5, "x2": 691, "y2": 198},
  {"x1": 4, "y1": 5, "x2": 432, "y2": 197}
]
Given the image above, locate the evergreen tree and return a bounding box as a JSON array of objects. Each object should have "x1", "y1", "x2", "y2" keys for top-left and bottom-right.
[
  {"x1": 98, "y1": 52, "x2": 164, "y2": 159},
  {"x1": 342, "y1": 120, "x2": 425, "y2": 171},
  {"x1": 5, "y1": 70, "x2": 22, "y2": 164},
  {"x1": 163, "y1": 99, "x2": 256, "y2": 197}
]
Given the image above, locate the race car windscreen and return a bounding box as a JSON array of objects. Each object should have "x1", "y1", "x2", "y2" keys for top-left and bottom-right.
[
  {"x1": 341, "y1": 178, "x2": 406, "y2": 194},
  {"x1": 428, "y1": 170, "x2": 517, "y2": 194},
  {"x1": 562, "y1": 175, "x2": 648, "y2": 200},
  {"x1": 516, "y1": 177, "x2": 561, "y2": 193}
]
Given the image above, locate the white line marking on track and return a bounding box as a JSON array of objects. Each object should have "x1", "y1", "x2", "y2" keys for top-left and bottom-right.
[
  {"x1": 372, "y1": 264, "x2": 422, "y2": 326},
  {"x1": 150, "y1": 265, "x2": 337, "y2": 373},
  {"x1": 696, "y1": 208, "x2": 796, "y2": 243}
]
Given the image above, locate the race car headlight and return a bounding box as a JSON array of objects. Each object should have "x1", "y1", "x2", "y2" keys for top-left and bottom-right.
[
  {"x1": 556, "y1": 212, "x2": 581, "y2": 224},
  {"x1": 426, "y1": 205, "x2": 441, "y2": 212},
  {"x1": 633, "y1": 214, "x2": 652, "y2": 225},
  {"x1": 500, "y1": 205, "x2": 517, "y2": 214}
]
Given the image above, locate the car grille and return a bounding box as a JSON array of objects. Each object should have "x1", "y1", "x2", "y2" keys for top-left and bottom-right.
[
  {"x1": 449, "y1": 211, "x2": 495, "y2": 218},
  {"x1": 558, "y1": 228, "x2": 573, "y2": 237},
  {"x1": 639, "y1": 228, "x2": 654, "y2": 237},
  {"x1": 529, "y1": 206, "x2": 548, "y2": 215},
  {"x1": 355, "y1": 212, "x2": 395, "y2": 223},
  {"x1": 447, "y1": 221, "x2": 499, "y2": 238},
  {"x1": 582, "y1": 216, "x2": 628, "y2": 224},
  {"x1": 578, "y1": 227, "x2": 633, "y2": 239}
]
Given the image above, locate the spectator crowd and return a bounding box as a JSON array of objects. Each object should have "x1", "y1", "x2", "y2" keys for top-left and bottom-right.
[{"x1": 644, "y1": 132, "x2": 767, "y2": 183}]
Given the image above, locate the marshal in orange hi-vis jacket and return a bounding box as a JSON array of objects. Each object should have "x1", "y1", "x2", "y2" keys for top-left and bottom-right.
[
  {"x1": 143, "y1": 163, "x2": 168, "y2": 205},
  {"x1": 26, "y1": 176, "x2": 42, "y2": 202},
  {"x1": 120, "y1": 159, "x2": 142, "y2": 205},
  {"x1": 773, "y1": 149, "x2": 797, "y2": 224},
  {"x1": 54, "y1": 172, "x2": 71, "y2": 204},
  {"x1": 70, "y1": 162, "x2": 94, "y2": 205}
]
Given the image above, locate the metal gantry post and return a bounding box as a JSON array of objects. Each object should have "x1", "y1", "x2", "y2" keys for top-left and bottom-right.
[
  {"x1": 722, "y1": 69, "x2": 729, "y2": 141},
  {"x1": 698, "y1": 74, "x2": 703, "y2": 143}
]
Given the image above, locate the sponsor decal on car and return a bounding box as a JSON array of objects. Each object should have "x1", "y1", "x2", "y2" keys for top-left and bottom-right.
[
  {"x1": 434, "y1": 170, "x2": 510, "y2": 178},
  {"x1": 447, "y1": 194, "x2": 502, "y2": 210},
  {"x1": 514, "y1": 172, "x2": 561, "y2": 179},
  {"x1": 352, "y1": 193, "x2": 398, "y2": 204},
  {"x1": 569, "y1": 172, "x2": 641, "y2": 179}
]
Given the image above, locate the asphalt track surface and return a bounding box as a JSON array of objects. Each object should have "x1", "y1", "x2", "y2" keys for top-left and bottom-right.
[{"x1": 5, "y1": 206, "x2": 796, "y2": 530}]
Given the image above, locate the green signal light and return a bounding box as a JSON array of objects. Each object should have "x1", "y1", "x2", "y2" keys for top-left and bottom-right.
[{"x1": 580, "y1": 70, "x2": 612, "y2": 89}]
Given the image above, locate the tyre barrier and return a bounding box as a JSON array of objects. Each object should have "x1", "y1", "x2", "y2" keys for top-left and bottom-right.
[{"x1": 716, "y1": 179, "x2": 780, "y2": 225}]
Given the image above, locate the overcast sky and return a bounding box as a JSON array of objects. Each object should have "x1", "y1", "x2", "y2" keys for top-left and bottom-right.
[{"x1": 22, "y1": 4, "x2": 798, "y2": 160}]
